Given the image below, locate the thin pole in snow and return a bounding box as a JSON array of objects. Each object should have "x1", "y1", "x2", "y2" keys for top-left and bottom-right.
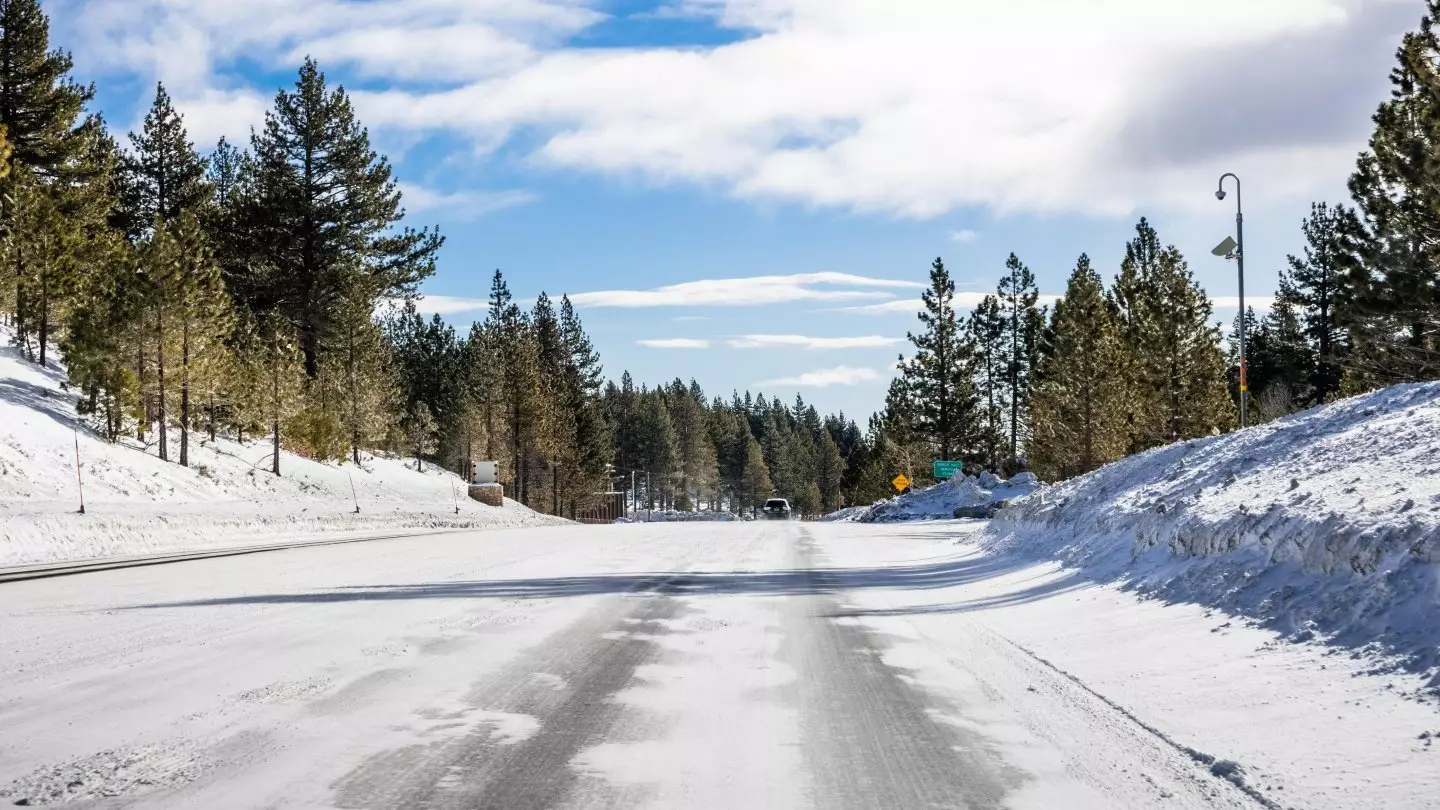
[
  {"x1": 348, "y1": 471, "x2": 360, "y2": 514},
  {"x1": 451, "y1": 480, "x2": 460, "y2": 515},
  {"x1": 73, "y1": 428, "x2": 85, "y2": 515}
]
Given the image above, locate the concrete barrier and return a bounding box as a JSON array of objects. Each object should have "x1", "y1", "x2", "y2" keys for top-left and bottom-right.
[{"x1": 468, "y1": 483, "x2": 504, "y2": 507}]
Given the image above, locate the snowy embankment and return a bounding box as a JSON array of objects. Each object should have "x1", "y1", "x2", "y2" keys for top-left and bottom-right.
[
  {"x1": 986, "y1": 382, "x2": 1440, "y2": 692},
  {"x1": 0, "y1": 333, "x2": 565, "y2": 566},
  {"x1": 826, "y1": 472, "x2": 1043, "y2": 523},
  {"x1": 615, "y1": 510, "x2": 739, "y2": 523}
]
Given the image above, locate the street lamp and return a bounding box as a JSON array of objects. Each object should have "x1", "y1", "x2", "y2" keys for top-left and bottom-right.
[{"x1": 1215, "y1": 172, "x2": 1247, "y2": 429}]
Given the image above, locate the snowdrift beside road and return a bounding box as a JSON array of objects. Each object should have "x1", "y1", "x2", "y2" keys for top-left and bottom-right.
[
  {"x1": 615, "y1": 510, "x2": 739, "y2": 523},
  {"x1": 985, "y1": 382, "x2": 1440, "y2": 691},
  {"x1": 0, "y1": 331, "x2": 565, "y2": 566},
  {"x1": 827, "y1": 472, "x2": 1043, "y2": 523}
]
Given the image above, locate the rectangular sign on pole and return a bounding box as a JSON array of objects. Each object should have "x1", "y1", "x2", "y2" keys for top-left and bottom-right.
[
  {"x1": 471, "y1": 460, "x2": 498, "y2": 485},
  {"x1": 932, "y1": 460, "x2": 963, "y2": 480}
]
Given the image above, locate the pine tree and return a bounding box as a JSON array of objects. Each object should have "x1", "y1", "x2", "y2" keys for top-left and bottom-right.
[
  {"x1": 118, "y1": 82, "x2": 209, "y2": 240},
  {"x1": 996, "y1": 253, "x2": 1043, "y2": 470},
  {"x1": 817, "y1": 429, "x2": 845, "y2": 512},
  {"x1": 333, "y1": 290, "x2": 396, "y2": 465},
  {"x1": 1029, "y1": 254, "x2": 1127, "y2": 480},
  {"x1": 0, "y1": 0, "x2": 97, "y2": 355},
  {"x1": 741, "y1": 431, "x2": 772, "y2": 517},
  {"x1": 532, "y1": 292, "x2": 567, "y2": 511},
  {"x1": 635, "y1": 391, "x2": 678, "y2": 509},
  {"x1": 1113, "y1": 219, "x2": 1234, "y2": 449},
  {"x1": 965, "y1": 294, "x2": 1006, "y2": 472},
  {"x1": 235, "y1": 58, "x2": 442, "y2": 377},
  {"x1": 557, "y1": 295, "x2": 611, "y2": 517},
  {"x1": 159, "y1": 213, "x2": 232, "y2": 467},
  {"x1": 1345, "y1": 4, "x2": 1440, "y2": 385},
  {"x1": 4, "y1": 166, "x2": 80, "y2": 363},
  {"x1": 1277, "y1": 202, "x2": 1358, "y2": 403},
  {"x1": 483, "y1": 271, "x2": 541, "y2": 502},
  {"x1": 900, "y1": 257, "x2": 979, "y2": 461},
  {"x1": 232, "y1": 311, "x2": 305, "y2": 476},
  {"x1": 64, "y1": 232, "x2": 141, "y2": 441},
  {"x1": 404, "y1": 401, "x2": 438, "y2": 472}
]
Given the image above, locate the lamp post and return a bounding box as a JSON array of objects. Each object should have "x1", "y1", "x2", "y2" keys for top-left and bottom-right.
[{"x1": 1215, "y1": 173, "x2": 1247, "y2": 429}]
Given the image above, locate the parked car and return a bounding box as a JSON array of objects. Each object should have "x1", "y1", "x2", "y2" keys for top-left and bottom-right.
[{"x1": 762, "y1": 498, "x2": 792, "y2": 520}]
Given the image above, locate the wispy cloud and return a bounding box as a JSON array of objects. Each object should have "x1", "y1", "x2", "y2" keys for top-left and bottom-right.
[
  {"x1": 834, "y1": 293, "x2": 1061, "y2": 315},
  {"x1": 570, "y1": 272, "x2": 922, "y2": 308},
  {"x1": 409, "y1": 294, "x2": 490, "y2": 316},
  {"x1": 727, "y1": 334, "x2": 904, "y2": 350},
  {"x1": 637, "y1": 338, "x2": 712, "y2": 349},
  {"x1": 671, "y1": 316, "x2": 714, "y2": 322},
  {"x1": 756, "y1": 366, "x2": 880, "y2": 388},
  {"x1": 398, "y1": 183, "x2": 538, "y2": 221},
  {"x1": 948, "y1": 229, "x2": 980, "y2": 244}
]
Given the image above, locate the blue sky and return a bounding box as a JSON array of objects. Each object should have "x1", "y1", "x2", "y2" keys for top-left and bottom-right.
[{"x1": 49, "y1": 0, "x2": 1417, "y2": 421}]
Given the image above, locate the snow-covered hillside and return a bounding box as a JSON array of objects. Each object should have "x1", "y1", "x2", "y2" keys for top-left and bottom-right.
[
  {"x1": 0, "y1": 331, "x2": 565, "y2": 566},
  {"x1": 986, "y1": 382, "x2": 1440, "y2": 692},
  {"x1": 827, "y1": 472, "x2": 1043, "y2": 523}
]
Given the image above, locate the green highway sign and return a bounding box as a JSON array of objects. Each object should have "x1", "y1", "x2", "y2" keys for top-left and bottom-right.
[{"x1": 933, "y1": 460, "x2": 963, "y2": 480}]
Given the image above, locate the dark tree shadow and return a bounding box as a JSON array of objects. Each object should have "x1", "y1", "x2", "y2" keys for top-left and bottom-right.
[{"x1": 125, "y1": 552, "x2": 1057, "y2": 610}]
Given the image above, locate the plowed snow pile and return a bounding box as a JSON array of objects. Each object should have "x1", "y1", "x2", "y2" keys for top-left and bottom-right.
[
  {"x1": 986, "y1": 382, "x2": 1440, "y2": 690},
  {"x1": 828, "y1": 472, "x2": 1043, "y2": 523},
  {"x1": 0, "y1": 330, "x2": 565, "y2": 566}
]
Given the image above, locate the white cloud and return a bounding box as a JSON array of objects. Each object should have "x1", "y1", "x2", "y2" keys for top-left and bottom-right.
[
  {"x1": 727, "y1": 334, "x2": 904, "y2": 350},
  {"x1": 671, "y1": 315, "x2": 714, "y2": 322},
  {"x1": 637, "y1": 338, "x2": 713, "y2": 349},
  {"x1": 834, "y1": 292, "x2": 1060, "y2": 315},
  {"x1": 396, "y1": 183, "x2": 538, "y2": 220},
  {"x1": 63, "y1": 0, "x2": 1407, "y2": 220},
  {"x1": 756, "y1": 365, "x2": 880, "y2": 388},
  {"x1": 170, "y1": 88, "x2": 270, "y2": 149},
  {"x1": 333, "y1": 0, "x2": 1380, "y2": 217},
  {"x1": 410, "y1": 294, "x2": 491, "y2": 315},
  {"x1": 570, "y1": 272, "x2": 921, "y2": 308},
  {"x1": 948, "y1": 229, "x2": 980, "y2": 244}
]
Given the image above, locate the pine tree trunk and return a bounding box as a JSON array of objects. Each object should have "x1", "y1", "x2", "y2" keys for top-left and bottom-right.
[
  {"x1": 208, "y1": 389, "x2": 217, "y2": 442},
  {"x1": 271, "y1": 354, "x2": 281, "y2": 476},
  {"x1": 180, "y1": 320, "x2": 190, "y2": 467},
  {"x1": 14, "y1": 244, "x2": 27, "y2": 362},
  {"x1": 157, "y1": 311, "x2": 168, "y2": 462},
  {"x1": 137, "y1": 336, "x2": 147, "y2": 441},
  {"x1": 37, "y1": 268, "x2": 47, "y2": 366},
  {"x1": 553, "y1": 465, "x2": 559, "y2": 516}
]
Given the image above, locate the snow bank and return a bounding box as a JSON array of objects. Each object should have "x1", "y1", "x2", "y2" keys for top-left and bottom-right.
[
  {"x1": 0, "y1": 330, "x2": 565, "y2": 566},
  {"x1": 826, "y1": 472, "x2": 1043, "y2": 523},
  {"x1": 985, "y1": 382, "x2": 1440, "y2": 691},
  {"x1": 618, "y1": 509, "x2": 739, "y2": 523}
]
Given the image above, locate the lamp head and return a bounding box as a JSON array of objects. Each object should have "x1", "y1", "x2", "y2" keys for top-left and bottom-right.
[{"x1": 1215, "y1": 189, "x2": 1227, "y2": 201}]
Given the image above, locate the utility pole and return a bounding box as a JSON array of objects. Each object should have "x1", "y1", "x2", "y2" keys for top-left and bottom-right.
[{"x1": 1217, "y1": 173, "x2": 1248, "y2": 429}]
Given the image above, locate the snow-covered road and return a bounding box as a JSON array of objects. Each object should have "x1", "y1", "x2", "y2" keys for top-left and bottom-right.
[{"x1": 2, "y1": 521, "x2": 1434, "y2": 808}]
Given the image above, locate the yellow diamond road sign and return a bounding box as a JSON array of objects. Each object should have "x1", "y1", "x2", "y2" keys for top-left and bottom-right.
[{"x1": 892, "y1": 473, "x2": 910, "y2": 492}]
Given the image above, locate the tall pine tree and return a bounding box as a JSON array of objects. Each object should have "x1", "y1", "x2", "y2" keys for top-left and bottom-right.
[
  {"x1": 1029, "y1": 254, "x2": 1127, "y2": 480},
  {"x1": 235, "y1": 58, "x2": 442, "y2": 377},
  {"x1": 900, "y1": 258, "x2": 979, "y2": 462}
]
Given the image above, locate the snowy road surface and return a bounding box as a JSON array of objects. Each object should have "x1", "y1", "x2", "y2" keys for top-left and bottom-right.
[{"x1": 3, "y1": 522, "x2": 1435, "y2": 809}]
